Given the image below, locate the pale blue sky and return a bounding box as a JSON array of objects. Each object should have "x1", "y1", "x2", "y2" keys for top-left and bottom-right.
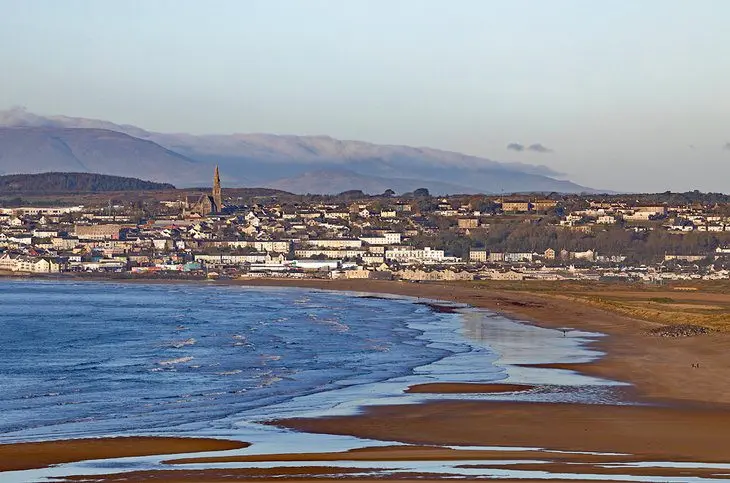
[{"x1": 2, "y1": 0, "x2": 730, "y2": 191}]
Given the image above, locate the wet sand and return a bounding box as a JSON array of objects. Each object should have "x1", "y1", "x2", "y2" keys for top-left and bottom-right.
[
  {"x1": 59, "y1": 468, "x2": 730, "y2": 482},
  {"x1": 63, "y1": 474, "x2": 602, "y2": 483},
  {"x1": 276, "y1": 400, "x2": 730, "y2": 462},
  {"x1": 0, "y1": 436, "x2": 248, "y2": 472},
  {"x1": 160, "y1": 444, "x2": 730, "y2": 481},
  {"x1": 5, "y1": 278, "x2": 730, "y2": 481},
  {"x1": 405, "y1": 383, "x2": 534, "y2": 394}
]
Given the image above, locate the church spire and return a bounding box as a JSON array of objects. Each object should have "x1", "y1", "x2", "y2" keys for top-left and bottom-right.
[{"x1": 212, "y1": 165, "x2": 222, "y2": 213}]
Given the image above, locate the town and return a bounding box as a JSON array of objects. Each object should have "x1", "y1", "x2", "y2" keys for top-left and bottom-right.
[{"x1": 2, "y1": 168, "x2": 730, "y2": 283}]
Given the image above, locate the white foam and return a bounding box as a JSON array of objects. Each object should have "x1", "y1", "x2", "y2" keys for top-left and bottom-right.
[{"x1": 157, "y1": 356, "x2": 194, "y2": 366}]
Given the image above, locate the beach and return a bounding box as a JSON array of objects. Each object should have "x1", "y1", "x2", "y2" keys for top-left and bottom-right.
[{"x1": 2, "y1": 278, "x2": 730, "y2": 482}]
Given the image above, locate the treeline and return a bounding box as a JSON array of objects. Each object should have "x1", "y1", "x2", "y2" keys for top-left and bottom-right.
[
  {"x1": 296, "y1": 190, "x2": 730, "y2": 212},
  {"x1": 587, "y1": 191, "x2": 730, "y2": 206},
  {"x1": 0, "y1": 172, "x2": 175, "y2": 193}
]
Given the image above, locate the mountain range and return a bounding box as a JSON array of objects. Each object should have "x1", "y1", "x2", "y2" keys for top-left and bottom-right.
[{"x1": 0, "y1": 108, "x2": 596, "y2": 195}]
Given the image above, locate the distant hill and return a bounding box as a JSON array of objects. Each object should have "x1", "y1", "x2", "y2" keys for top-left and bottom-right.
[
  {"x1": 264, "y1": 168, "x2": 478, "y2": 195},
  {"x1": 0, "y1": 127, "x2": 212, "y2": 186},
  {"x1": 0, "y1": 172, "x2": 175, "y2": 193},
  {"x1": 0, "y1": 108, "x2": 598, "y2": 194}
]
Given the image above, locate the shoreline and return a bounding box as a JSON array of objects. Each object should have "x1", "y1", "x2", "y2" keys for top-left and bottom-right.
[
  {"x1": 2, "y1": 276, "x2": 730, "y2": 481},
  {"x1": 229, "y1": 278, "x2": 730, "y2": 406}
]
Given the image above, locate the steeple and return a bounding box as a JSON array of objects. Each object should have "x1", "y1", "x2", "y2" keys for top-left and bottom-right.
[{"x1": 212, "y1": 165, "x2": 222, "y2": 213}]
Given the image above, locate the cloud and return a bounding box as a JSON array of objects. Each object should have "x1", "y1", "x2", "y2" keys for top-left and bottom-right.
[
  {"x1": 507, "y1": 142, "x2": 554, "y2": 153},
  {"x1": 0, "y1": 106, "x2": 59, "y2": 128},
  {"x1": 527, "y1": 143, "x2": 553, "y2": 153}
]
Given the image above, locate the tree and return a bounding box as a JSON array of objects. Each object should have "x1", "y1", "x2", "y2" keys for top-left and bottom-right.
[{"x1": 413, "y1": 188, "x2": 430, "y2": 197}]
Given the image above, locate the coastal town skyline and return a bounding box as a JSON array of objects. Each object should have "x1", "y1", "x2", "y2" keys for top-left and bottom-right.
[{"x1": 2, "y1": 165, "x2": 730, "y2": 284}]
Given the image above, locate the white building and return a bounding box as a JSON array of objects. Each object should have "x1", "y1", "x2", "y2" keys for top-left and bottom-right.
[
  {"x1": 6, "y1": 206, "x2": 84, "y2": 216},
  {"x1": 225, "y1": 240, "x2": 291, "y2": 253},
  {"x1": 596, "y1": 215, "x2": 617, "y2": 224},
  {"x1": 385, "y1": 247, "x2": 453, "y2": 263},
  {"x1": 504, "y1": 252, "x2": 534, "y2": 262},
  {"x1": 305, "y1": 239, "x2": 362, "y2": 249},
  {"x1": 359, "y1": 233, "x2": 402, "y2": 245}
]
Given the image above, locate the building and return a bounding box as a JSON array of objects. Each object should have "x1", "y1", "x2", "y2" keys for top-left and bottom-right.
[
  {"x1": 385, "y1": 247, "x2": 455, "y2": 263},
  {"x1": 359, "y1": 233, "x2": 402, "y2": 245},
  {"x1": 74, "y1": 224, "x2": 124, "y2": 240},
  {"x1": 571, "y1": 249, "x2": 596, "y2": 262},
  {"x1": 293, "y1": 249, "x2": 367, "y2": 259},
  {"x1": 0, "y1": 254, "x2": 62, "y2": 273},
  {"x1": 623, "y1": 211, "x2": 654, "y2": 222},
  {"x1": 186, "y1": 166, "x2": 224, "y2": 216},
  {"x1": 305, "y1": 239, "x2": 363, "y2": 249},
  {"x1": 5, "y1": 206, "x2": 84, "y2": 216},
  {"x1": 399, "y1": 269, "x2": 474, "y2": 281},
  {"x1": 501, "y1": 201, "x2": 531, "y2": 212},
  {"x1": 487, "y1": 252, "x2": 505, "y2": 262},
  {"x1": 485, "y1": 269, "x2": 525, "y2": 281},
  {"x1": 458, "y1": 218, "x2": 479, "y2": 229},
  {"x1": 597, "y1": 215, "x2": 617, "y2": 224},
  {"x1": 634, "y1": 206, "x2": 668, "y2": 216},
  {"x1": 532, "y1": 200, "x2": 558, "y2": 212},
  {"x1": 469, "y1": 249, "x2": 488, "y2": 262},
  {"x1": 225, "y1": 240, "x2": 291, "y2": 253},
  {"x1": 212, "y1": 165, "x2": 223, "y2": 212},
  {"x1": 504, "y1": 252, "x2": 534, "y2": 262}
]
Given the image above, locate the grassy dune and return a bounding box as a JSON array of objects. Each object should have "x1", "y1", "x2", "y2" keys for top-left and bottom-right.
[{"x1": 465, "y1": 280, "x2": 730, "y2": 332}]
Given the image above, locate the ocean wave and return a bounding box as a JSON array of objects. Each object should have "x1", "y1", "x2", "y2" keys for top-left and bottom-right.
[
  {"x1": 321, "y1": 318, "x2": 350, "y2": 333},
  {"x1": 259, "y1": 375, "x2": 282, "y2": 387},
  {"x1": 216, "y1": 369, "x2": 242, "y2": 376},
  {"x1": 308, "y1": 313, "x2": 350, "y2": 332},
  {"x1": 22, "y1": 392, "x2": 60, "y2": 399},
  {"x1": 232, "y1": 334, "x2": 252, "y2": 347},
  {"x1": 169, "y1": 338, "x2": 196, "y2": 348},
  {"x1": 158, "y1": 356, "x2": 194, "y2": 366},
  {"x1": 369, "y1": 344, "x2": 391, "y2": 352}
]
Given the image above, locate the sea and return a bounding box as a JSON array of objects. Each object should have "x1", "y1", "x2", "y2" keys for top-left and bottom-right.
[{"x1": 0, "y1": 279, "x2": 622, "y2": 481}]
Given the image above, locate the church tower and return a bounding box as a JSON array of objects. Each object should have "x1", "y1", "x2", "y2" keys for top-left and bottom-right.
[{"x1": 212, "y1": 165, "x2": 223, "y2": 213}]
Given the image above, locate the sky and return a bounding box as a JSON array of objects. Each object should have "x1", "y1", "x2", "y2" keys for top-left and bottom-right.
[{"x1": 2, "y1": 0, "x2": 730, "y2": 192}]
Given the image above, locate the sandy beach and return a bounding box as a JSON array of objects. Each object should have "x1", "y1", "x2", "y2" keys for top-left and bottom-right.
[{"x1": 3, "y1": 277, "x2": 730, "y2": 481}]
